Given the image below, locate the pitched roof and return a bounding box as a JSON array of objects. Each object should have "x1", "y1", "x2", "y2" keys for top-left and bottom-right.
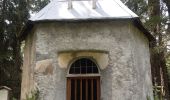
[
  {"x1": 30, "y1": 0, "x2": 138, "y2": 21},
  {"x1": 20, "y1": 0, "x2": 155, "y2": 42},
  {"x1": 0, "y1": 86, "x2": 11, "y2": 91}
]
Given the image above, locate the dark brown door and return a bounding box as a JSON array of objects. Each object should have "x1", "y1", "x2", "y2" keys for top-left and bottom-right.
[{"x1": 67, "y1": 77, "x2": 100, "y2": 100}]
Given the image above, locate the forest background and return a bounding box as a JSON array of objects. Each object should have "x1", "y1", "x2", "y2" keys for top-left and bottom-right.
[{"x1": 0, "y1": 0, "x2": 170, "y2": 99}]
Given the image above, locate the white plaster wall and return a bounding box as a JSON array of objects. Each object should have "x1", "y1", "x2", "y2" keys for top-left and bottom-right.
[{"x1": 33, "y1": 20, "x2": 153, "y2": 100}]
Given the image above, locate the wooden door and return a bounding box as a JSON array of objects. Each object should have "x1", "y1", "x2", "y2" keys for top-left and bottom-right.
[{"x1": 67, "y1": 77, "x2": 100, "y2": 100}]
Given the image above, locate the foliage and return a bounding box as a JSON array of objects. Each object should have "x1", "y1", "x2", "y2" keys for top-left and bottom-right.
[
  {"x1": 28, "y1": 0, "x2": 50, "y2": 12},
  {"x1": 0, "y1": 0, "x2": 50, "y2": 98},
  {"x1": 122, "y1": 0, "x2": 148, "y2": 20},
  {"x1": 0, "y1": 0, "x2": 29, "y2": 99},
  {"x1": 146, "y1": 95, "x2": 151, "y2": 100},
  {"x1": 12, "y1": 98, "x2": 17, "y2": 100},
  {"x1": 166, "y1": 56, "x2": 170, "y2": 83},
  {"x1": 26, "y1": 90, "x2": 39, "y2": 100}
]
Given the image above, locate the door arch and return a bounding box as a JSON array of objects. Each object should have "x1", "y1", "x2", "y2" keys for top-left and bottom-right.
[{"x1": 67, "y1": 58, "x2": 100, "y2": 100}]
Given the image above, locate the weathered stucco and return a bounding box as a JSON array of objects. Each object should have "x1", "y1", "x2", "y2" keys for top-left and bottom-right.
[
  {"x1": 21, "y1": 20, "x2": 153, "y2": 100},
  {"x1": 21, "y1": 29, "x2": 36, "y2": 100},
  {"x1": 57, "y1": 51, "x2": 109, "y2": 69}
]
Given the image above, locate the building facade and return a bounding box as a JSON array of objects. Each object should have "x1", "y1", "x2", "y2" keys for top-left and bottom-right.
[{"x1": 20, "y1": 0, "x2": 154, "y2": 100}]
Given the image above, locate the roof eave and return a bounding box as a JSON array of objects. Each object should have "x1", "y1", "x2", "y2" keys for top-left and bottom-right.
[
  {"x1": 131, "y1": 18, "x2": 155, "y2": 42},
  {"x1": 19, "y1": 18, "x2": 155, "y2": 43},
  {"x1": 19, "y1": 18, "x2": 134, "y2": 40},
  {"x1": 0, "y1": 86, "x2": 12, "y2": 90}
]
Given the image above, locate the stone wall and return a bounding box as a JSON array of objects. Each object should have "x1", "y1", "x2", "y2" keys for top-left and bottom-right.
[
  {"x1": 21, "y1": 29, "x2": 36, "y2": 100},
  {"x1": 21, "y1": 20, "x2": 153, "y2": 100}
]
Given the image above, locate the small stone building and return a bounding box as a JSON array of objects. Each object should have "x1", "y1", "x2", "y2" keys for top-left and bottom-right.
[{"x1": 20, "y1": 0, "x2": 154, "y2": 100}]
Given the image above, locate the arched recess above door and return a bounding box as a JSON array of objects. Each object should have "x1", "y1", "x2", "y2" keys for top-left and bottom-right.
[{"x1": 57, "y1": 51, "x2": 109, "y2": 70}]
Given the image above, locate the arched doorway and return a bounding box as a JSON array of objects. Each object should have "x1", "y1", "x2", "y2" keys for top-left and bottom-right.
[{"x1": 67, "y1": 58, "x2": 100, "y2": 100}]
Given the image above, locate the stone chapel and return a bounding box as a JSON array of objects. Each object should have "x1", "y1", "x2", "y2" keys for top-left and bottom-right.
[{"x1": 20, "y1": 0, "x2": 154, "y2": 99}]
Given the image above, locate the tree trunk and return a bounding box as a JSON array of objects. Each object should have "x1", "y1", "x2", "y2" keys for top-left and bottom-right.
[{"x1": 149, "y1": 0, "x2": 170, "y2": 99}]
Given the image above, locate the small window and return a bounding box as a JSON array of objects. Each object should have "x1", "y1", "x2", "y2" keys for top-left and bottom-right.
[
  {"x1": 69, "y1": 58, "x2": 99, "y2": 74},
  {"x1": 67, "y1": 58, "x2": 100, "y2": 100}
]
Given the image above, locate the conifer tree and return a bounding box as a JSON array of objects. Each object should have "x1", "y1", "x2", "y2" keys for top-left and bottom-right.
[{"x1": 0, "y1": 0, "x2": 29, "y2": 99}]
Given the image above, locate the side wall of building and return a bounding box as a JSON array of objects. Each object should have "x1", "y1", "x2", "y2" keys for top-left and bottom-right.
[
  {"x1": 22, "y1": 20, "x2": 153, "y2": 100},
  {"x1": 130, "y1": 24, "x2": 153, "y2": 99},
  {"x1": 21, "y1": 29, "x2": 36, "y2": 100}
]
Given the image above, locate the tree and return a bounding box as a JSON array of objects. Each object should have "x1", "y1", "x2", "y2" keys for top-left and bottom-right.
[
  {"x1": 147, "y1": 0, "x2": 170, "y2": 99},
  {"x1": 122, "y1": 0, "x2": 170, "y2": 99},
  {"x1": 123, "y1": 0, "x2": 148, "y2": 20},
  {"x1": 0, "y1": 0, "x2": 29, "y2": 99},
  {"x1": 28, "y1": 0, "x2": 50, "y2": 12},
  {"x1": 163, "y1": 0, "x2": 170, "y2": 35},
  {"x1": 0, "y1": 0, "x2": 49, "y2": 99}
]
